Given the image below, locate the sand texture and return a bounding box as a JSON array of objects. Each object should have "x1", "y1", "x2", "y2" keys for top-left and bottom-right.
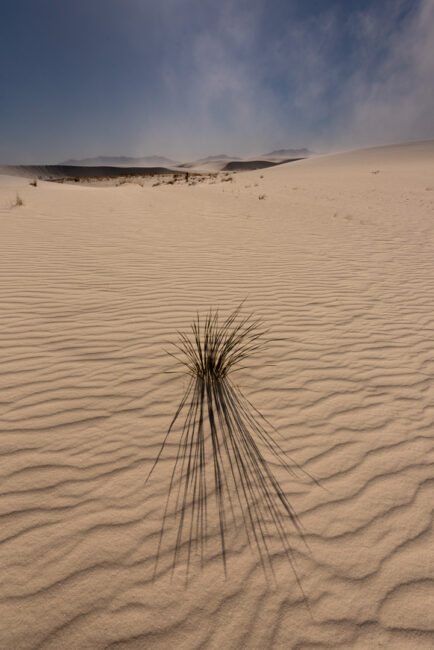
[{"x1": 1, "y1": 141, "x2": 434, "y2": 648}]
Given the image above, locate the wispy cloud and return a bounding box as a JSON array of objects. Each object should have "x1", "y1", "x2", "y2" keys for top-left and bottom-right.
[
  {"x1": 142, "y1": 0, "x2": 434, "y2": 157},
  {"x1": 336, "y1": 0, "x2": 434, "y2": 149},
  {"x1": 1, "y1": 0, "x2": 433, "y2": 162},
  {"x1": 137, "y1": 1, "x2": 283, "y2": 158},
  {"x1": 263, "y1": 0, "x2": 434, "y2": 151}
]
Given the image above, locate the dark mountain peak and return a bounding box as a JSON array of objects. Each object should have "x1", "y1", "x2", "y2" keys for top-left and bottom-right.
[{"x1": 263, "y1": 148, "x2": 311, "y2": 158}]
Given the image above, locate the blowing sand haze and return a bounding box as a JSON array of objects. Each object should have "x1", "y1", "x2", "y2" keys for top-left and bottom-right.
[{"x1": 1, "y1": 140, "x2": 434, "y2": 648}]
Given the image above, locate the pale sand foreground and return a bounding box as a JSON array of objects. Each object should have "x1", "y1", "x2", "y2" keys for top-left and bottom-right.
[{"x1": 1, "y1": 141, "x2": 434, "y2": 649}]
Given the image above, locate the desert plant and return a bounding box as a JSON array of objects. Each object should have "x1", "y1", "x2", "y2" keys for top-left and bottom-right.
[
  {"x1": 146, "y1": 305, "x2": 314, "y2": 584},
  {"x1": 29, "y1": 178, "x2": 37, "y2": 187},
  {"x1": 13, "y1": 193, "x2": 24, "y2": 207}
]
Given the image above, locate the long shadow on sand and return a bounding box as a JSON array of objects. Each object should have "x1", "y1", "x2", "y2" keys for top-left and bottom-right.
[{"x1": 146, "y1": 306, "x2": 316, "y2": 585}]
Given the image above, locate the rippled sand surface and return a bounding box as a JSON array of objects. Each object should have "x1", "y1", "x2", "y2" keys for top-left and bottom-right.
[{"x1": 1, "y1": 141, "x2": 434, "y2": 649}]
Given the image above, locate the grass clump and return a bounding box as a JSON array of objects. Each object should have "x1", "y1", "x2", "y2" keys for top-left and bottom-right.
[
  {"x1": 147, "y1": 305, "x2": 314, "y2": 586},
  {"x1": 12, "y1": 193, "x2": 24, "y2": 207},
  {"x1": 172, "y1": 307, "x2": 265, "y2": 381}
]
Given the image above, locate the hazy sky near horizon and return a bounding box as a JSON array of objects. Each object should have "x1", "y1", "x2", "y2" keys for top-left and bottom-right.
[{"x1": 1, "y1": 0, "x2": 433, "y2": 163}]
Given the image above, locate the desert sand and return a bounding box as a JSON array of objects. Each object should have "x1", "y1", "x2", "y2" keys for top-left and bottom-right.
[{"x1": 1, "y1": 140, "x2": 434, "y2": 649}]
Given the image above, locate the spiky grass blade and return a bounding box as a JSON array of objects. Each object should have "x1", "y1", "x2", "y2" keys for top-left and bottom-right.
[{"x1": 148, "y1": 306, "x2": 313, "y2": 587}]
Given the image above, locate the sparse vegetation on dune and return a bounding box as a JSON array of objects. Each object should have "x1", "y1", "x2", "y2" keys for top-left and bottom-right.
[
  {"x1": 146, "y1": 305, "x2": 314, "y2": 586},
  {"x1": 12, "y1": 193, "x2": 24, "y2": 207},
  {"x1": 47, "y1": 170, "x2": 224, "y2": 187}
]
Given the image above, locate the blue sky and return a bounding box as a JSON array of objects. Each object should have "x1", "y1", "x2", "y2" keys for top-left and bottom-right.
[{"x1": 1, "y1": 0, "x2": 433, "y2": 163}]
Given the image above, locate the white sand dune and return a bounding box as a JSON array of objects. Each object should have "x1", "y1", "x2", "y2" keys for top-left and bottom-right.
[{"x1": 1, "y1": 140, "x2": 434, "y2": 649}]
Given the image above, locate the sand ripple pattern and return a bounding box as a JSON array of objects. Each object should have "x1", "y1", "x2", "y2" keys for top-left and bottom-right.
[{"x1": 1, "y1": 147, "x2": 434, "y2": 649}]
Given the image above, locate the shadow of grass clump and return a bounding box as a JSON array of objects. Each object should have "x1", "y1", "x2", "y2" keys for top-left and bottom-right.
[{"x1": 146, "y1": 305, "x2": 314, "y2": 583}]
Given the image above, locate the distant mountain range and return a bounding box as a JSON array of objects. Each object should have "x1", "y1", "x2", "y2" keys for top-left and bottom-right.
[
  {"x1": 60, "y1": 155, "x2": 178, "y2": 167},
  {"x1": 262, "y1": 148, "x2": 311, "y2": 158},
  {"x1": 59, "y1": 149, "x2": 311, "y2": 168},
  {"x1": 197, "y1": 154, "x2": 241, "y2": 162}
]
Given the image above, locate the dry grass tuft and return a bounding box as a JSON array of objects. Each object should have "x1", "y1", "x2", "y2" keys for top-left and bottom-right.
[
  {"x1": 147, "y1": 305, "x2": 315, "y2": 588},
  {"x1": 12, "y1": 193, "x2": 24, "y2": 207},
  {"x1": 170, "y1": 306, "x2": 266, "y2": 381}
]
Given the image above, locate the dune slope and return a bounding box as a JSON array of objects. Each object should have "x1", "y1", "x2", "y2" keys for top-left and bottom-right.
[{"x1": 0, "y1": 141, "x2": 433, "y2": 649}]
